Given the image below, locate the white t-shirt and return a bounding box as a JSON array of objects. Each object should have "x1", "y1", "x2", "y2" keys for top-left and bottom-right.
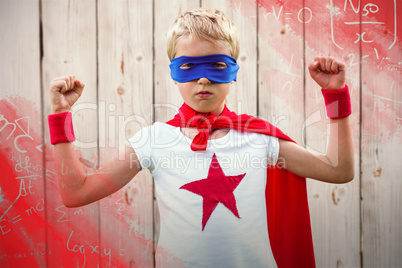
[{"x1": 129, "y1": 122, "x2": 279, "y2": 268}]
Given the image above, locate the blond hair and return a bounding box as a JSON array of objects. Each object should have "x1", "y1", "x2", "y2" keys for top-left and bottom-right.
[{"x1": 167, "y1": 8, "x2": 240, "y2": 60}]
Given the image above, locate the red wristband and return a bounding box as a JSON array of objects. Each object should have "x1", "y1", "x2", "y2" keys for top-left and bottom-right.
[
  {"x1": 321, "y1": 85, "x2": 351, "y2": 119},
  {"x1": 48, "y1": 112, "x2": 76, "y2": 145}
]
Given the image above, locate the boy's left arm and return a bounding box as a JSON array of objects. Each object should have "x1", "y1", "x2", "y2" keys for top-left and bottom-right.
[{"x1": 278, "y1": 56, "x2": 354, "y2": 184}]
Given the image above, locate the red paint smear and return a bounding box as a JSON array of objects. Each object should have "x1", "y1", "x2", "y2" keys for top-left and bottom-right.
[
  {"x1": 0, "y1": 95, "x2": 183, "y2": 267},
  {"x1": 229, "y1": 0, "x2": 401, "y2": 144}
]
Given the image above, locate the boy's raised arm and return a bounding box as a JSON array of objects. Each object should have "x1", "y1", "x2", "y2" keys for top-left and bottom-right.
[
  {"x1": 49, "y1": 75, "x2": 142, "y2": 207},
  {"x1": 278, "y1": 57, "x2": 354, "y2": 184}
]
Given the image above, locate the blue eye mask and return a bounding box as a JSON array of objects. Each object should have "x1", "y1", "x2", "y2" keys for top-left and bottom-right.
[{"x1": 169, "y1": 54, "x2": 240, "y2": 84}]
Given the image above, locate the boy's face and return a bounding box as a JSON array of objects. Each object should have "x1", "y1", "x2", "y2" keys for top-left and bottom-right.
[{"x1": 174, "y1": 36, "x2": 233, "y2": 115}]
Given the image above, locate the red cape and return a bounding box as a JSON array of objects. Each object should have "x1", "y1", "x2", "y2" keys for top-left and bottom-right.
[{"x1": 166, "y1": 103, "x2": 315, "y2": 268}]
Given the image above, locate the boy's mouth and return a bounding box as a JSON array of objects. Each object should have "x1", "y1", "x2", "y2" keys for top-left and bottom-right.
[{"x1": 196, "y1": 91, "x2": 212, "y2": 98}]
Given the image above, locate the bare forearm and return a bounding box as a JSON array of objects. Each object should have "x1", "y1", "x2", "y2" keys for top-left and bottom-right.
[
  {"x1": 311, "y1": 117, "x2": 354, "y2": 183},
  {"x1": 54, "y1": 142, "x2": 88, "y2": 206},
  {"x1": 54, "y1": 142, "x2": 142, "y2": 207},
  {"x1": 325, "y1": 117, "x2": 354, "y2": 181},
  {"x1": 279, "y1": 116, "x2": 355, "y2": 183}
]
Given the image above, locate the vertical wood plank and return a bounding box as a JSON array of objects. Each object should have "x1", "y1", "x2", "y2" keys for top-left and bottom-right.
[
  {"x1": 256, "y1": 0, "x2": 307, "y2": 262},
  {"x1": 201, "y1": 0, "x2": 257, "y2": 116},
  {"x1": 0, "y1": 0, "x2": 40, "y2": 101},
  {"x1": 41, "y1": 0, "x2": 99, "y2": 266},
  {"x1": 257, "y1": 0, "x2": 305, "y2": 145},
  {"x1": 304, "y1": 0, "x2": 361, "y2": 266},
  {"x1": 97, "y1": 0, "x2": 154, "y2": 266},
  {"x1": 154, "y1": 0, "x2": 200, "y2": 123},
  {"x1": 361, "y1": 0, "x2": 402, "y2": 266},
  {"x1": 0, "y1": 1, "x2": 45, "y2": 267}
]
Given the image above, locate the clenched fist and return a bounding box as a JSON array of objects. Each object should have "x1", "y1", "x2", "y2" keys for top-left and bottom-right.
[
  {"x1": 308, "y1": 56, "x2": 346, "y2": 90},
  {"x1": 49, "y1": 75, "x2": 85, "y2": 114}
]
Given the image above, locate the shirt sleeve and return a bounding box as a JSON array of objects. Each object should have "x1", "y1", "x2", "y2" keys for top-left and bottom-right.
[
  {"x1": 264, "y1": 135, "x2": 279, "y2": 166},
  {"x1": 128, "y1": 125, "x2": 154, "y2": 172}
]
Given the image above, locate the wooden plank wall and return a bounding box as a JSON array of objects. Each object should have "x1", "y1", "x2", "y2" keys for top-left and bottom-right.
[
  {"x1": 304, "y1": 1, "x2": 361, "y2": 266},
  {"x1": 0, "y1": 0, "x2": 401, "y2": 267}
]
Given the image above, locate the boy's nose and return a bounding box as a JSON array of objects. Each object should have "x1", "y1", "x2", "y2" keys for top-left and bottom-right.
[{"x1": 198, "y1": 77, "x2": 211, "y2": 84}]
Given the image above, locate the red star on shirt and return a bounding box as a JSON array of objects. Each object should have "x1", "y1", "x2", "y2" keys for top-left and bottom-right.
[{"x1": 180, "y1": 153, "x2": 246, "y2": 231}]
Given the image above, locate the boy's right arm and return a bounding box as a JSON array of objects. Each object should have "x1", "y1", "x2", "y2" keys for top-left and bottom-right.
[{"x1": 50, "y1": 75, "x2": 142, "y2": 208}]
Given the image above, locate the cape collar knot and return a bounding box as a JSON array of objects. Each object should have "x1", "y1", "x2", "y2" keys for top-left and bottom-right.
[{"x1": 166, "y1": 102, "x2": 290, "y2": 151}]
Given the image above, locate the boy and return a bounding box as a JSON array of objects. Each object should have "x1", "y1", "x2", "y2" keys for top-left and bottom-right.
[{"x1": 48, "y1": 8, "x2": 354, "y2": 268}]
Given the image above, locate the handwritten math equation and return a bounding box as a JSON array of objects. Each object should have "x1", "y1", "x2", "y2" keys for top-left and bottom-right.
[
  {"x1": 0, "y1": 105, "x2": 153, "y2": 267},
  {"x1": 248, "y1": 0, "x2": 400, "y2": 68}
]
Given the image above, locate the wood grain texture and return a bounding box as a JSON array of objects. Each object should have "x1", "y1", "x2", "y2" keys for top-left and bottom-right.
[
  {"x1": 41, "y1": 0, "x2": 99, "y2": 266},
  {"x1": 361, "y1": 0, "x2": 402, "y2": 264},
  {"x1": 0, "y1": 0, "x2": 41, "y2": 100},
  {"x1": 258, "y1": 0, "x2": 317, "y2": 263},
  {"x1": 154, "y1": 0, "x2": 200, "y2": 123},
  {"x1": 257, "y1": 0, "x2": 305, "y2": 145},
  {"x1": 97, "y1": 0, "x2": 154, "y2": 266},
  {"x1": 304, "y1": 0, "x2": 361, "y2": 266},
  {"x1": 0, "y1": 1, "x2": 45, "y2": 267}
]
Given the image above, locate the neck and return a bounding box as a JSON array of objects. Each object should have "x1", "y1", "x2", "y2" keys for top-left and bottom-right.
[
  {"x1": 189, "y1": 104, "x2": 226, "y2": 116},
  {"x1": 212, "y1": 105, "x2": 225, "y2": 115}
]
